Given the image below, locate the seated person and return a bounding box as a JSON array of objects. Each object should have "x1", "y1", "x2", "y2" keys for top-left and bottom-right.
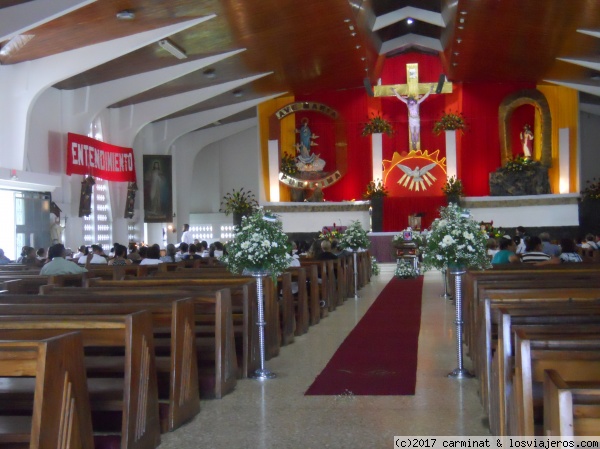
[
  {"x1": 139, "y1": 244, "x2": 163, "y2": 265},
  {"x1": 127, "y1": 243, "x2": 142, "y2": 262},
  {"x1": 18, "y1": 246, "x2": 40, "y2": 266},
  {"x1": 540, "y1": 232, "x2": 560, "y2": 257},
  {"x1": 183, "y1": 244, "x2": 202, "y2": 260},
  {"x1": 306, "y1": 239, "x2": 323, "y2": 259},
  {"x1": 41, "y1": 244, "x2": 91, "y2": 275},
  {"x1": 175, "y1": 242, "x2": 189, "y2": 262},
  {"x1": 160, "y1": 243, "x2": 177, "y2": 263},
  {"x1": 198, "y1": 241, "x2": 209, "y2": 257},
  {"x1": 108, "y1": 244, "x2": 132, "y2": 266},
  {"x1": 486, "y1": 238, "x2": 498, "y2": 259},
  {"x1": 559, "y1": 238, "x2": 583, "y2": 263},
  {"x1": 36, "y1": 247, "x2": 47, "y2": 263},
  {"x1": 521, "y1": 236, "x2": 557, "y2": 265},
  {"x1": 78, "y1": 244, "x2": 107, "y2": 264},
  {"x1": 491, "y1": 237, "x2": 520, "y2": 265},
  {"x1": 210, "y1": 241, "x2": 225, "y2": 258},
  {"x1": 317, "y1": 240, "x2": 338, "y2": 260},
  {"x1": 0, "y1": 249, "x2": 10, "y2": 265},
  {"x1": 72, "y1": 244, "x2": 88, "y2": 260}
]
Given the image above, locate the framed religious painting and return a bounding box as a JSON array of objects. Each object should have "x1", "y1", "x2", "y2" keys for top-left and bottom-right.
[{"x1": 143, "y1": 155, "x2": 172, "y2": 223}]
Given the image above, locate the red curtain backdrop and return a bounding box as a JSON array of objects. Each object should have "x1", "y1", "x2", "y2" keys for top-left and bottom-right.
[{"x1": 294, "y1": 52, "x2": 536, "y2": 228}]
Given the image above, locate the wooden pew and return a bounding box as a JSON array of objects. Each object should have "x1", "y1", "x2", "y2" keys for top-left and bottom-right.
[
  {"x1": 486, "y1": 303, "x2": 600, "y2": 435},
  {"x1": 14, "y1": 287, "x2": 240, "y2": 398},
  {"x1": 0, "y1": 312, "x2": 161, "y2": 449},
  {"x1": 0, "y1": 273, "x2": 86, "y2": 294},
  {"x1": 86, "y1": 276, "x2": 276, "y2": 361},
  {"x1": 466, "y1": 266, "x2": 600, "y2": 346},
  {"x1": 466, "y1": 271, "x2": 600, "y2": 357},
  {"x1": 299, "y1": 260, "x2": 331, "y2": 317},
  {"x1": 38, "y1": 282, "x2": 253, "y2": 384},
  {"x1": 475, "y1": 286, "x2": 600, "y2": 417},
  {"x1": 0, "y1": 332, "x2": 94, "y2": 449},
  {"x1": 509, "y1": 328, "x2": 600, "y2": 435},
  {"x1": 543, "y1": 369, "x2": 600, "y2": 437},
  {"x1": 0, "y1": 298, "x2": 200, "y2": 432}
]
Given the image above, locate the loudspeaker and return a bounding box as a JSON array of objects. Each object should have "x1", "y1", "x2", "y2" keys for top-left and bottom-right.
[
  {"x1": 364, "y1": 77, "x2": 374, "y2": 97},
  {"x1": 435, "y1": 74, "x2": 446, "y2": 94}
]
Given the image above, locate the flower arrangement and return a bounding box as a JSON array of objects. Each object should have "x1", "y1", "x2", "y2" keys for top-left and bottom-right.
[
  {"x1": 222, "y1": 208, "x2": 293, "y2": 277},
  {"x1": 432, "y1": 111, "x2": 467, "y2": 135},
  {"x1": 371, "y1": 257, "x2": 380, "y2": 276},
  {"x1": 395, "y1": 260, "x2": 419, "y2": 279},
  {"x1": 501, "y1": 155, "x2": 540, "y2": 173},
  {"x1": 479, "y1": 221, "x2": 504, "y2": 239},
  {"x1": 418, "y1": 203, "x2": 491, "y2": 271},
  {"x1": 220, "y1": 188, "x2": 259, "y2": 216},
  {"x1": 280, "y1": 153, "x2": 298, "y2": 177},
  {"x1": 339, "y1": 220, "x2": 370, "y2": 251},
  {"x1": 319, "y1": 227, "x2": 342, "y2": 242},
  {"x1": 363, "y1": 179, "x2": 389, "y2": 199},
  {"x1": 442, "y1": 176, "x2": 463, "y2": 198},
  {"x1": 582, "y1": 178, "x2": 600, "y2": 200},
  {"x1": 361, "y1": 113, "x2": 393, "y2": 136}
]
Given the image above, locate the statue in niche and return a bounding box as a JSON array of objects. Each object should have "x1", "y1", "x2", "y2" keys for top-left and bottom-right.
[
  {"x1": 520, "y1": 124, "x2": 534, "y2": 159},
  {"x1": 295, "y1": 118, "x2": 326, "y2": 172}
]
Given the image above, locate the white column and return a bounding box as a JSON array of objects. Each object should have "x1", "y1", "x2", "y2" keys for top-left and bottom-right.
[
  {"x1": 445, "y1": 130, "x2": 457, "y2": 179},
  {"x1": 268, "y1": 140, "x2": 280, "y2": 202},
  {"x1": 559, "y1": 127, "x2": 570, "y2": 194},
  {"x1": 371, "y1": 133, "x2": 383, "y2": 182}
]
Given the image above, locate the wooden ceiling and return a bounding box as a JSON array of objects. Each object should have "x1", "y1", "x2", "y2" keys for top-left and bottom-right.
[{"x1": 2, "y1": 0, "x2": 600, "y2": 126}]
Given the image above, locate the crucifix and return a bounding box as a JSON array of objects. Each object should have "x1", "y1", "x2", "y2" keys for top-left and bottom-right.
[{"x1": 374, "y1": 63, "x2": 452, "y2": 151}]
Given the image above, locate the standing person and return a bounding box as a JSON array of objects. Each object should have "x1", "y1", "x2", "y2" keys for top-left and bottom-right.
[
  {"x1": 515, "y1": 226, "x2": 528, "y2": 255},
  {"x1": 181, "y1": 224, "x2": 193, "y2": 245}
]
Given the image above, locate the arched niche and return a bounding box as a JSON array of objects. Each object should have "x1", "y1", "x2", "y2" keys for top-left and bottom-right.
[{"x1": 499, "y1": 89, "x2": 552, "y2": 167}]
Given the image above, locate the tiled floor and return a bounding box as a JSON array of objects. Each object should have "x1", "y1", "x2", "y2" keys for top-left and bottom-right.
[{"x1": 158, "y1": 266, "x2": 490, "y2": 449}]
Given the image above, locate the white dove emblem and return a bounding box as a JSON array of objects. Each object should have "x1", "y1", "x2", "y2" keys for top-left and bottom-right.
[{"x1": 396, "y1": 162, "x2": 438, "y2": 191}]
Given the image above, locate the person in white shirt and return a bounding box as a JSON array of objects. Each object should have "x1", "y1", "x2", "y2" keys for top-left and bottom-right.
[
  {"x1": 78, "y1": 244, "x2": 107, "y2": 264},
  {"x1": 181, "y1": 224, "x2": 194, "y2": 245},
  {"x1": 42, "y1": 244, "x2": 91, "y2": 275},
  {"x1": 139, "y1": 244, "x2": 163, "y2": 265}
]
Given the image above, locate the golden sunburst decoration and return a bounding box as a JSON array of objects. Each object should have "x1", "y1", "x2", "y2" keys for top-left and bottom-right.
[{"x1": 383, "y1": 149, "x2": 447, "y2": 192}]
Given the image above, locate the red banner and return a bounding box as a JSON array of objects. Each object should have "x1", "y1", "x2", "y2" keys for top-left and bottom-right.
[{"x1": 66, "y1": 133, "x2": 136, "y2": 182}]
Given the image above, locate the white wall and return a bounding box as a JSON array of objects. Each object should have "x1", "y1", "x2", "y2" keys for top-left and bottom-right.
[{"x1": 191, "y1": 127, "x2": 260, "y2": 214}]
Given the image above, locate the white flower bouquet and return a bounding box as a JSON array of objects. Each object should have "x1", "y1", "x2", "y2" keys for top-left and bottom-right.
[
  {"x1": 419, "y1": 203, "x2": 490, "y2": 271},
  {"x1": 339, "y1": 220, "x2": 370, "y2": 251},
  {"x1": 395, "y1": 260, "x2": 419, "y2": 279},
  {"x1": 223, "y1": 208, "x2": 293, "y2": 277}
]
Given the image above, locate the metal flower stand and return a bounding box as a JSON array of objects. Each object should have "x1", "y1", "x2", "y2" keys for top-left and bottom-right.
[
  {"x1": 439, "y1": 268, "x2": 452, "y2": 300},
  {"x1": 353, "y1": 251, "x2": 360, "y2": 299},
  {"x1": 250, "y1": 271, "x2": 276, "y2": 380},
  {"x1": 447, "y1": 265, "x2": 473, "y2": 379}
]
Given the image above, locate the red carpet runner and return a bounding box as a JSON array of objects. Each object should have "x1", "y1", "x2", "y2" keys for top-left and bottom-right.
[{"x1": 305, "y1": 277, "x2": 423, "y2": 395}]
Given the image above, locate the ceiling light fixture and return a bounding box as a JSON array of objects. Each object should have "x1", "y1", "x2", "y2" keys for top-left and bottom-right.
[
  {"x1": 158, "y1": 39, "x2": 187, "y2": 59},
  {"x1": 351, "y1": 32, "x2": 356, "y2": 37},
  {"x1": 0, "y1": 34, "x2": 34, "y2": 57},
  {"x1": 407, "y1": 18, "x2": 414, "y2": 25},
  {"x1": 349, "y1": 25, "x2": 355, "y2": 31},
  {"x1": 116, "y1": 10, "x2": 135, "y2": 20},
  {"x1": 232, "y1": 89, "x2": 243, "y2": 98},
  {"x1": 459, "y1": 18, "x2": 465, "y2": 23},
  {"x1": 203, "y1": 68, "x2": 216, "y2": 79},
  {"x1": 456, "y1": 38, "x2": 462, "y2": 43}
]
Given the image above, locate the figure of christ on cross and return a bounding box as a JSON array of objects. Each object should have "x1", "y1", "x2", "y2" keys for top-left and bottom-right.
[
  {"x1": 373, "y1": 63, "x2": 453, "y2": 151},
  {"x1": 392, "y1": 85, "x2": 434, "y2": 151}
]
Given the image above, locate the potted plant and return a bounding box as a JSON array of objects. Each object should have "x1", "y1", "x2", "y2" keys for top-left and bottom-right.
[
  {"x1": 432, "y1": 111, "x2": 467, "y2": 135},
  {"x1": 220, "y1": 188, "x2": 259, "y2": 227},
  {"x1": 361, "y1": 113, "x2": 393, "y2": 136},
  {"x1": 280, "y1": 153, "x2": 304, "y2": 202},
  {"x1": 441, "y1": 176, "x2": 463, "y2": 205},
  {"x1": 418, "y1": 203, "x2": 490, "y2": 272},
  {"x1": 363, "y1": 179, "x2": 388, "y2": 232},
  {"x1": 222, "y1": 208, "x2": 292, "y2": 277}
]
